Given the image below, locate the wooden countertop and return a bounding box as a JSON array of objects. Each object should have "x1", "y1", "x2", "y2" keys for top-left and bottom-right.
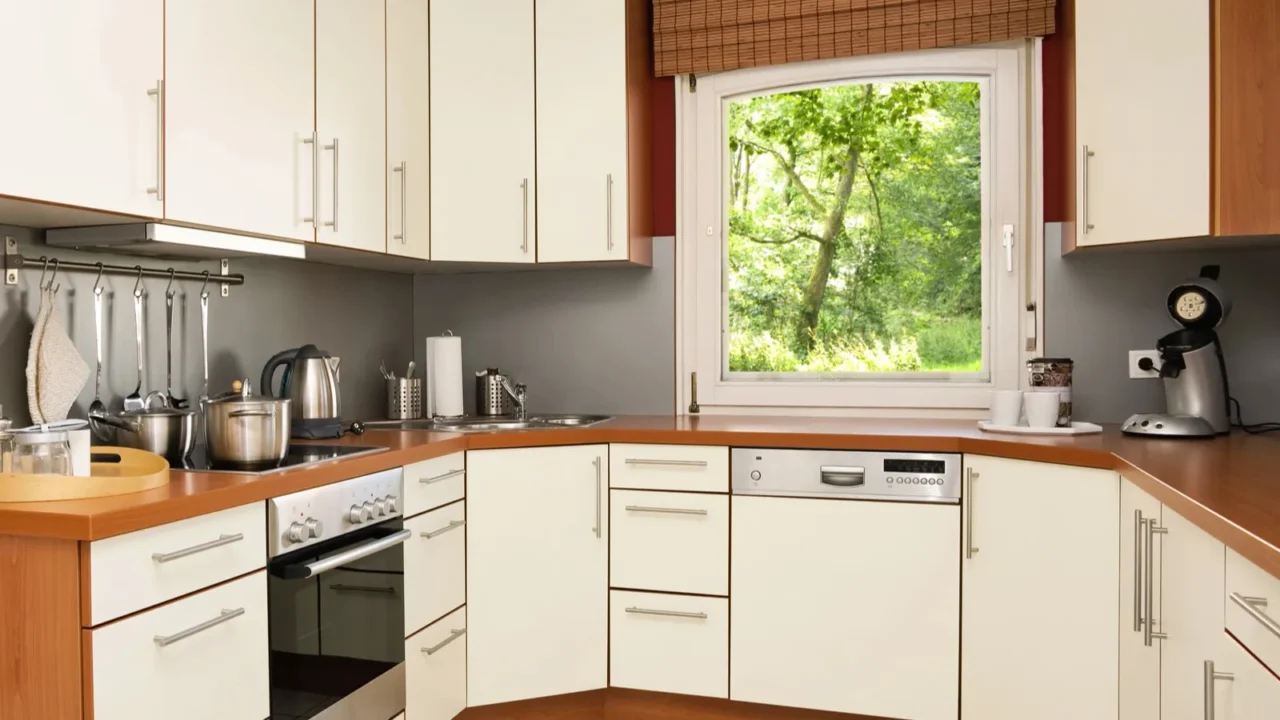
[{"x1": 2, "y1": 415, "x2": 1277, "y2": 578}]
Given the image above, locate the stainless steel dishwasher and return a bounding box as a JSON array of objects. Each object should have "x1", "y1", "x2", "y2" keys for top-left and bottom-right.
[{"x1": 729, "y1": 448, "x2": 962, "y2": 720}]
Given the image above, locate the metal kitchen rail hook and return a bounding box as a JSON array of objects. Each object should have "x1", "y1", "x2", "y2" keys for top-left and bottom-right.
[{"x1": 1, "y1": 246, "x2": 246, "y2": 291}]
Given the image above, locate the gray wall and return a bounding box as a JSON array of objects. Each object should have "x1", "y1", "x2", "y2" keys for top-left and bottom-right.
[
  {"x1": 0, "y1": 225, "x2": 414, "y2": 426},
  {"x1": 1044, "y1": 224, "x2": 1280, "y2": 424},
  {"x1": 412, "y1": 237, "x2": 676, "y2": 416}
]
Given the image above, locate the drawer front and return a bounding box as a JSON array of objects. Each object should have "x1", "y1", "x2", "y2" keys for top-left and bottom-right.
[
  {"x1": 404, "y1": 452, "x2": 466, "y2": 517},
  {"x1": 89, "y1": 571, "x2": 269, "y2": 720},
  {"x1": 89, "y1": 502, "x2": 266, "y2": 625},
  {"x1": 405, "y1": 501, "x2": 466, "y2": 635},
  {"x1": 610, "y1": 590, "x2": 728, "y2": 698},
  {"x1": 610, "y1": 490, "x2": 728, "y2": 596},
  {"x1": 1225, "y1": 549, "x2": 1280, "y2": 674},
  {"x1": 609, "y1": 444, "x2": 728, "y2": 492},
  {"x1": 407, "y1": 606, "x2": 468, "y2": 720}
]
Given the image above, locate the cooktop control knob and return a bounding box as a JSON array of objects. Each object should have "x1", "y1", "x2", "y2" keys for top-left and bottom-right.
[
  {"x1": 384, "y1": 495, "x2": 398, "y2": 514},
  {"x1": 304, "y1": 517, "x2": 324, "y2": 539},
  {"x1": 349, "y1": 504, "x2": 371, "y2": 524},
  {"x1": 373, "y1": 497, "x2": 388, "y2": 517},
  {"x1": 286, "y1": 522, "x2": 308, "y2": 543},
  {"x1": 362, "y1": 501, "x2": 377, "y2": 518}
]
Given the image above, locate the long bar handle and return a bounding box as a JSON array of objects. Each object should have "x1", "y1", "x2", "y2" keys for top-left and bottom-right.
[
  {"x1": 330, "y1": 583, "x2": 397, "y2": 595},
  {"x1": 302, "y1": 133, "x2": 320, "y2": 226},
  {"x1": 1229, "y1": 592, "x2": 1280, "y2": 639},
  {"x1": 146, "y1": 80, "x2": 164, "y2": 200},
  {"x1": 521, "y1": 179, "x2": 530, "y2": 254},
  {"x1": 965, "y1": 468, "x2": 978, "y2": 559},
  {"x1": 423, "y1": 628, "x2": 466, "y2": 655},
  {"x1": 606, "y1": 174, "x2": 614, "y2": 251},
  {"x1": 1083, "y1": 145, "x2": 1096, "y2": 234},
  {"x1": 324, "y1": 139, "x2": 339, "y2": 231},
  {"x1": 154, "y1": 608, "x2": 244, "y2": 647},
  {"x1": 299, "y1": 529, "x2": 412, "y2": 578},
  {"x1": 421, "y1": 520, "x2": 466, "y2": 540},
  {"x1": 625, "y1": 505, "x2": 708, "y2": 516},
  {"x1": 1204, "y1": 660, "x2": 1234, "y2": 720},
  {"x1": 421, "y1": 468, "x2": 465, "y2": 485},
  {"x1": 393, "y1": 162, "x2": 407, "y2": 243},
  {"x1": 1145, "y1": 521, "x2": 1168, "y2": 646},
  {"x1": 593, "y1": 456, "x2": 602, "y2": 538},
  {"x1": 1134, "y1": 512, "x2": 1147, "y2": 633},
  {"x1": 624, "y1": 458, "x2": 708, "y2": 468},
  {"x1": 625, "y1": 607, "x2": 708, "y2": 620},
  {"x1": 152, "y1": 533, "x2": 244, "y2": 563}
]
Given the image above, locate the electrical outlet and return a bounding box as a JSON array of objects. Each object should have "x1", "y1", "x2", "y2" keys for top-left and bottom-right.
[{"x1": 1130, "y1": 350, "x2": 1162, "y2": 379}]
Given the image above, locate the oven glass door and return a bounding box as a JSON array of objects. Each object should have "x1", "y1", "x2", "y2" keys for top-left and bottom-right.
[{"x1": 268, "y1": 518, "x2": 407, "y2": 720}]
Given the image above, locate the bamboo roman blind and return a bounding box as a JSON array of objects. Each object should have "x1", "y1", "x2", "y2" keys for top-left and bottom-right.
[{"x1": 653, "y1": 0, "x2": 1057, "y2": 77}]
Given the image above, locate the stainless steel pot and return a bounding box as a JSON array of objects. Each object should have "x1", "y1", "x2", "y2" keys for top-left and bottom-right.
[
  {"x1": 91, "y1": 405, "x2": 196, "y2": 461},
  {"x1": 205, "y1": 378, "x2": 291, "y2": 465}
]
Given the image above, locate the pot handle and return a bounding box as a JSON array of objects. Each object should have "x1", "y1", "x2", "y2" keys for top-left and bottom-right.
[
  {"x1": 228, "y1": 410, "x2": 275, "y2": 418},
  {"x1": 89, "y1": 408, "x2": 142, "y2": 434},
  {"x1": 260, "y1": 348, "x2": 298, "y2": 400}
]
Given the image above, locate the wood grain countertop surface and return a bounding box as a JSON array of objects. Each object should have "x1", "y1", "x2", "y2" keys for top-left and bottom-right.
[{"x1": 1, "y1": 415, "x2": 1277, "y2": 578}]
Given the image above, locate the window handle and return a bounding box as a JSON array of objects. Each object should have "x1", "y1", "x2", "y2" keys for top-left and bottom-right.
[{"x1": 1002, "y1": 224, "x2": 1015, "y2": 273}]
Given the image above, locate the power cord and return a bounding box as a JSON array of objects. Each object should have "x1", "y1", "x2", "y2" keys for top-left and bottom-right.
[{"x1": 1229, "y1": 397, "x2": 1280, "y2": 435}]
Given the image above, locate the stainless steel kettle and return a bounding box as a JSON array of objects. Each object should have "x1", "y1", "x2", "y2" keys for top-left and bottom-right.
[{"x1": 261, "y1": 345, "x2": 342, "y2": 438}]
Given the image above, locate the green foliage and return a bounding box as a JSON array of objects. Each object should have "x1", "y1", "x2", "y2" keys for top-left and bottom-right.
[{"x1": 727, "y1": 80, "x2": 983, "y2": 374}]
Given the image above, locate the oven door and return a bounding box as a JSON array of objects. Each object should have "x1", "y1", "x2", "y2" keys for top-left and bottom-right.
[{"x1": 268, "y1": 517, "x2": 408, "y2": 720}]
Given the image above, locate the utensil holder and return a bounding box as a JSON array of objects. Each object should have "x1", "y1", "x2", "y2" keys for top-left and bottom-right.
[{"x1": 387, "y1": 378, "x2": 423, "y2": 420}]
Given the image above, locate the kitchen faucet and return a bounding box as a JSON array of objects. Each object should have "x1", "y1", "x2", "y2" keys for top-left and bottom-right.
[{"x1": 499, "y1": 376, "x2": 528, "y2": 421}]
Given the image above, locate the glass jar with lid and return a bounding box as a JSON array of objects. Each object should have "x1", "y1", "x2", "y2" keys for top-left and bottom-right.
[
  {"x1": 12, "y1": 428, "x2": 73, "y2": 476},
  {"x1": 0, "y1": 405, "x2": 13, "y2": 473}
]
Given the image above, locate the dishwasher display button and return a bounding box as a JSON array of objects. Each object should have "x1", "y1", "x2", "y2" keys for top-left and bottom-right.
[{"x1": 749, "y1": 470, "x2": 762, "y2": 481}]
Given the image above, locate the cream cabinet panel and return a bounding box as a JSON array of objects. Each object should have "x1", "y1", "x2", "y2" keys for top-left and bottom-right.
[
  {"x1": 466, "y1": 446, "x2": 608, "y2": 706},
  {"x1": 316, "y1": 0, "x2": 386, "y2": 252},
  {"x1": 1161, "y1": 507, "x2": 1227, "y2": 720},
  {"x1": 610, "y1": 591, "x2": 728, "y2": 699},
  {"x1": 165, "y1": 0, "x2": 315, "y2": 241},
  {"x1": 429, "y1": 0, "x2": 535, "y2": 263},
  {"x1": 535, "y1": 0, "x2": 629, "y2": 262},
  {"x1": 1120, "y1": 480, "x2": 1163, "y2": 720},
  {"x1": 961, "y1": 456, "x2": 1119, "y2": 720},
  {"x1": 1225, "y1": 549, "x2": 1280, "y2": 677},
  {"x1": 610, "y1": 490, "x2": 728, "y2": 596},
  {"x1": 406, "y1": 607, "x2": 467, "y2": 720},
  {"x1": 1074, "y1": 0, "x2": 1209, "y2": 245},
  {"x1": 387, "y1": 0, "x2": 431, "y2": 260},
  {"x1": 0, "y1": 0, "x2": 163, "y2": 217},
  {"x1": 405, "y1": 501, "x2": 466, "y2": 636},
  {"x1": 609, "y1": 444, "x2": 729, "y2": 492},
  {"x1": 402, "y1": 452, "x2": 465, "y2": 517},
  {"x1": 1215, "y1": 632, "x2": 1280, "y2": 720}
]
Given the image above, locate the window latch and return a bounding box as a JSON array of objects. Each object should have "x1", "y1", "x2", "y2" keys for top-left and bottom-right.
[{"x1": 1002, "y1": 224, "x2": 1015, "y2": 274}]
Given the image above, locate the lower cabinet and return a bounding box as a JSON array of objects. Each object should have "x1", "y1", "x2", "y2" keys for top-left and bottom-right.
[
  {"x1": 961, "y1": 456, "x2": 1119, "y2": 720},
  {"x1": 609, "y1": 590, "x2": 728, "y2": 698},
  {"x1": 406, "y1": 606, "x2": 467, "y2": 720},
  {"x1": 1160, "y1": 502, "x2": 1227, "y2": 720},
  {"x1": 466, "y1": 445, "x2": 609, "y2": 706},
  {"x1": 1214, "y1": 631, "x2": 1280, "y2": 720},
  {"x1": 405, "y1": 500, "x2": 466, "y2": 636},
  {"x1": 1120, "y1": 479, "x2": 1164, "y2": 720}
]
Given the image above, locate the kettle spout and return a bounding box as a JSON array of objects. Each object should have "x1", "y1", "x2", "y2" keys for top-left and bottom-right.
[{"x1": 328, "y1": 357, "x2": 341, "y2": 371}]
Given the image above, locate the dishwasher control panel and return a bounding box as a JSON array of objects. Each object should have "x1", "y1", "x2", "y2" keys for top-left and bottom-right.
[{"x1": 731, "y1": 448, "x2": 961, "y2": 504}]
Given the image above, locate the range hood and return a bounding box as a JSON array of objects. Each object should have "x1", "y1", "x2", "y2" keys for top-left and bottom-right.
[{"x1": 45, "y1": 223, "x2": 306, "y2": 260}]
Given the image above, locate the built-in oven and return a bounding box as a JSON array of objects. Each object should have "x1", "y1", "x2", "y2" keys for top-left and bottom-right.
[{"x1": 267, "y1": 467, "x2": 407, "y2": 720}]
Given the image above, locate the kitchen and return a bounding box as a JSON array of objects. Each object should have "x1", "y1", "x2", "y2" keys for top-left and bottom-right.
[{"x1": 2, "y1": 1, "x2": 1280, "y2": 720}]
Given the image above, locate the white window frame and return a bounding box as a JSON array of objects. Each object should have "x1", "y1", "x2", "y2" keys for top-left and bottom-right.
[{"x1": 676, "y1": 45, "x2": 1039, "y2": 416}]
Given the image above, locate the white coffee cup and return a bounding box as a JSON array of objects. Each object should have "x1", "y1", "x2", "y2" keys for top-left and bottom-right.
[
  {"x1": 990, "y1": 390, "x2": 1023, "y2": 427},
  {"x1": 1024, "y1": 390, "x2": 1062, "y2": 429}
]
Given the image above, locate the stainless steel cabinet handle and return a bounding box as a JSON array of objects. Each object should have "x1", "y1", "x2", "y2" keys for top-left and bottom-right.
[
  {"x1": 1145, "y1": 520, "x2": 1168, "y2": 646},
  {"x1": 521, "y1": 178, "x2": 529, "y2": 253},
  {"x1": 625, "y1": 505, "x2": 708, "y2": 516},
  {"x1": 422, "y1": 628, "x2": 466, "y2": 655},
  {"x1": 1134, "y1": 511, "x2": 1146, "y2": 633},
  {"x1": 152, "y1": 533, "x2": 244, "y2": 563},
  {"x1": 324, "y1": 139, "x2": 339, "y2": 231},
  {"x1": 299, "y1": 528, "x2": 412, "y2": 578},
  {"x1": 421, "y1": 520, "x2": 465, "y2": 540},
  {"x1": 606, "y1": 174, "x2": 614, "y2": 251},
  {"x1": 593, "y1": 456, "x2": 602, "y2": 538},
  {"x1": 965, "y1": 468, "x2": 978, "y2": 558},
  {"x1": 624, "y1": 458, "x2": 708, "y2": 468},
  {"x1": 1229, "y1": 592, "x2": 1280, "y2": 639},
  {"x1": 1083, "y1": 145, "x2": 1096, "y2": 234},
  {"x1": 146, "y1": 80, "x2": 164, "y2": 200},
  {"x1": 1203, "y1": 660, "x2": 1234, "y2": 720},
  {"x1": 625, "y1": 607, "x2": 708, "y2": 620},
  {"x1": 303, "y1": 132, "x2": 320, "y2": 226},
  {"x1": 421, "y1": 468, "x2": 464, "y2": 485},
  {"x1": 330, "y1": 583, "x2": 397, "y2": 595},
  {"x1": 154, "y1": 608, "x2": 244, "y2": 647},
  {"x1": 393, "y1": 161, "x2": 407, "y2": 243}
]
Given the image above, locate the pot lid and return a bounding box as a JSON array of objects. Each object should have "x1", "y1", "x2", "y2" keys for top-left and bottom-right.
[{"x1": 209, "y1": 378, "x2": 290, "y2": 406}]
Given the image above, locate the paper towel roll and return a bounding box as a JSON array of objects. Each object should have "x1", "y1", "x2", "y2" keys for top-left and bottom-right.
[{"x1": 427, "y1": 335, "x2": 464, "y2": 418}]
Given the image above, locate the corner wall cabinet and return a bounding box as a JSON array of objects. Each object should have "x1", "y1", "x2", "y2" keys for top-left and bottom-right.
[{"x1": 386, "y1": 0, "x2": 432, "y2": 260}]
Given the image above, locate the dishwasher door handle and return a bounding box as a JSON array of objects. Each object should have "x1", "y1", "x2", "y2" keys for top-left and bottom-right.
[{"x1": 820, "y1": 465, "x2": 865, "y2": 486}]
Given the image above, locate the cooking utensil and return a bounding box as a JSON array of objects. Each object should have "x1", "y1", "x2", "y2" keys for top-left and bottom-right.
[
  {"x1": 380, "y1": 360, "x2": 393, "y2": 381},
  {"x1": 124, "y1": 268, "x2": 145, "y2": 412},
  {"x1": 405, "y1": 360, "x2": 415, "y2": 380},
  {"x1": 164, "y1": 272, "x2": 188, "y2": 409},
  {"x1": 91, "y1": 403, "x2": 196, "y2": 462},
  {"x1": 204, "y1": 378, "x2": 291, "y2": 466},
  {"x1": 89, "y1": 265, "x2": 111, "y2": 441},
  {"x1": 198, "y1": 274, "x2": 211, "y2": 447}
]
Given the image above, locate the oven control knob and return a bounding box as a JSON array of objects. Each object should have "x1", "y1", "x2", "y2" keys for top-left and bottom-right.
[
  {"x1": 348, "y1": 504, "x2": 371, "y2": 524},
  {"x1": 362, "y1": 501, "x2": 377, "y2": 518},
  {"x1": 304, "y1": 517, "x2": 324, "y2": 539},
  {"x1": 374, "y1": 497, "x2": 395, "y2": 516},
  {"x1": 286, "y1": 522, "x2": 308, "y2": 543},
  {"x1": 384, "y1": 495, "x2": 398, "y2": 514}
]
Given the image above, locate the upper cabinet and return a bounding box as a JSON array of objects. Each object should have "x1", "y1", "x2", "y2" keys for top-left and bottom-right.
[
  {"x1": 1073, "y1": 0, "x2": 1210, "y2": 247},
  {"x1": 165, "y1": 0, "x2": 316, "y2": 242},
  {"x1": 430, "y1": 0, "x2": 537, "y2": 264},
  {"x1": 387, "y1": 0, "x2": 432, "y2": 260},
  {"x1": 0, "y1": 0, "x2": 163, "y2": 218}
]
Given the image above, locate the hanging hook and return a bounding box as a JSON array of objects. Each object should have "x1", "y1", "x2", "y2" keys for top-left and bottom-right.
[
  {"x1": 165, "y1": 268, "x2": 176, "y2": 299},
  {"x1": 48, "y1": 258, "x2": 60, "y2": 294},
  {"x1": 200, "y1": 270, "x2": 210, "y2": 299},
  {"x1": 93, "y1": 263, "x2": 105, "y2": 297},
  {"x1": 133, "y1": 266, "x2": 144, "y2": 298},
  {"x1": 38, "y1": 257, "x2": 49, "y2": 290}
]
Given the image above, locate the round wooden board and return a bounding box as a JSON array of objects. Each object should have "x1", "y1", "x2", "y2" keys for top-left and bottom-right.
[{"x1": 0, "y1": 447, "x2": 170, "y2": 502}]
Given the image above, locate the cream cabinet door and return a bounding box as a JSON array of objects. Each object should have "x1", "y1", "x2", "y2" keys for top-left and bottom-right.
[
  {"x1": 1161, "y1": 507, "x2": 1227, "y2": 720},
  {"x1": 466, "y1": 445, "x2": 608, "y2": 706},
  {"x1": 406, "y1": 607, "x2": 467, "y2": 720},
  {"x1": 1074, "y1": 0, "x2": 1209, "y2": 246},
  {"x1": 1120, "y1": 480, "x2": 1163, "y2": 720},
  {"x1": 387, "y1": 0, "x2": 431, "y2": 260},
  {"x1": 405, "y1": 501, "x2": 466, "y2": 636},
  {"x1": 165, "y1": 0, "x2": 315, "y2": 241},
  {"x1": 961, "y1": 456, "x2": 1119, "y2": 720},
  {"x1": 316, "y1": 0, "x2": 386, "y2": 252},
  {"x1": 1215, "y1": 632, "x2": 1280, "y2": 720},
  {"x1": 0, "y1": 0, "x2": 163, "y2": 217},
  {"x1": 430, "y1": 0, "x2": 535, "y2": 263},
  {"x1": 534, "y1": 0, "x2": 629, "y2": 263}
]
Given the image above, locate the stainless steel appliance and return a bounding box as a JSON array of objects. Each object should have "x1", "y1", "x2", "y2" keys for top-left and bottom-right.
[
  {"x1": 179, "y1": 443, "x2": 383, "y2": 474},
  {"x1": 267, "y1": 468, "x2": 407, "y2": 720},
  {"x1": 262, "y1": 345, "x2": 343, "y2": 439},
  {"x1": 205, "y1": 378, "x2": 291, "y2": 466},
  {"x1": 732, "y1": 448, "x2": 962, "y2": 503}
]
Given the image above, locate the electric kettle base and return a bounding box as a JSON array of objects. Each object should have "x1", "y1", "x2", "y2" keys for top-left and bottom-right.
[
  {"x1": 291, "y1": 417, "x2": 344, "y2": 439},
  {"x1": 1122, "y1": 413, "x2": 1219, "y2": 438}
]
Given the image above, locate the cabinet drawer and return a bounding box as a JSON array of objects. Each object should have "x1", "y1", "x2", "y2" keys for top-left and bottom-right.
[
  {"x1": 403, "y1": 452, "x2": 466, "y2": 517},
  {"x1": 609, "y1": 444, "x2": 728, "y2": 492},
  {"x1": 1225, "y1": 549, "x2": 1280, "y2": 674},
  {"x1": 88, "y1": 502, "x2": 266, "y2": 625},
  {"x1": 88, "y1": 571, "x2": 269, "y2": 720},
  {"x1": 406, "y1": 606, "x2": 467, "y2": 720},
  {"x1": 610, "y1": 490, "x2": 727, "y2": 596},
  {"x1": 405, "y1": 501, "x2": 466, "y2": 635},
  {"x1": 610, "y1": 590, "x2": 727, "y2": 698}
]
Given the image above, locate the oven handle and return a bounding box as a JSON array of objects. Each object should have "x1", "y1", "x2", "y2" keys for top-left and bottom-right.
[{"x1": 285, "y1": 529, "x2": 412, "y2": 579}]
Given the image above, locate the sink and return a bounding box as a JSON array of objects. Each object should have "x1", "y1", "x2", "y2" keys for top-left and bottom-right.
[
  {"x1": 361, "y1": 414, "x2": 613, "y2": 433},
  {"x1": 528, "y1": 414, "x2": 614, "y2": 427}
]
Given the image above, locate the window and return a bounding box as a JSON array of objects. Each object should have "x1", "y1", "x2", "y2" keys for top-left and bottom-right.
[{"x1": 677, "y1": 46, "x2": 1038, "y2": 413}]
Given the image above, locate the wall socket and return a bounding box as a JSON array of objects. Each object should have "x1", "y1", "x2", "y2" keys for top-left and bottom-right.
[{"x1": 1129, "y1": 350, "x2": 1162, "y2": 379}]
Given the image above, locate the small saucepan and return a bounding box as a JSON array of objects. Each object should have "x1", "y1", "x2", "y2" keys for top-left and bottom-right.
[{"x1": 90, "y1": 402, "x2": 197, "y2": 462}]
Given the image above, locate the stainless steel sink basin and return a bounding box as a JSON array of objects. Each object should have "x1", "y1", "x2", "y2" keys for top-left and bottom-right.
[
  {"x1": 527, "y1": 414, "x2": 614, "y2": 427},
  {"x1": 361, "y1": 414, "x2": 613, "y2": 433}
]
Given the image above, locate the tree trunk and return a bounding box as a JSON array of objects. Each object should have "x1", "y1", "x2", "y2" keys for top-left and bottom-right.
[{"x1": 794, "y1": 143, "x2": 860, "y2": 355}]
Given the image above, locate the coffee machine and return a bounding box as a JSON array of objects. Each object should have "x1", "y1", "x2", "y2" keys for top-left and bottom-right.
[{"x1": 1123, "y1": 266, "x2": 1232, "y2": 437}]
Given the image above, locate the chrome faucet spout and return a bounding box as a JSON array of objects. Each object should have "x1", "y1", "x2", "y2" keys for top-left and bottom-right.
[{"x1": 499, "y1": 377, "x2": 529, "y2": 421}]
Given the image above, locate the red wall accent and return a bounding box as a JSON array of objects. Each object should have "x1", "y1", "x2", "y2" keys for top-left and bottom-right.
[{"x1": 650, "y1": 76, "x2": 677, "y2": 237}]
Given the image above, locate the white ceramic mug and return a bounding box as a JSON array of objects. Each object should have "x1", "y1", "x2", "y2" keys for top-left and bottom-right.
[
  {"x1": 1024, "y1": 390, "x2": 1062, "y2": 429},
  {"x1": 990, "y1": 390, "x2": 1024, "y2": 427}
]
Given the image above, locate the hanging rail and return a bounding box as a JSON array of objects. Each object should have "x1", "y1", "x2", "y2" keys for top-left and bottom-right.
[{"x1": 3, "y1": 238, "x2": 244, "y2": 288}]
